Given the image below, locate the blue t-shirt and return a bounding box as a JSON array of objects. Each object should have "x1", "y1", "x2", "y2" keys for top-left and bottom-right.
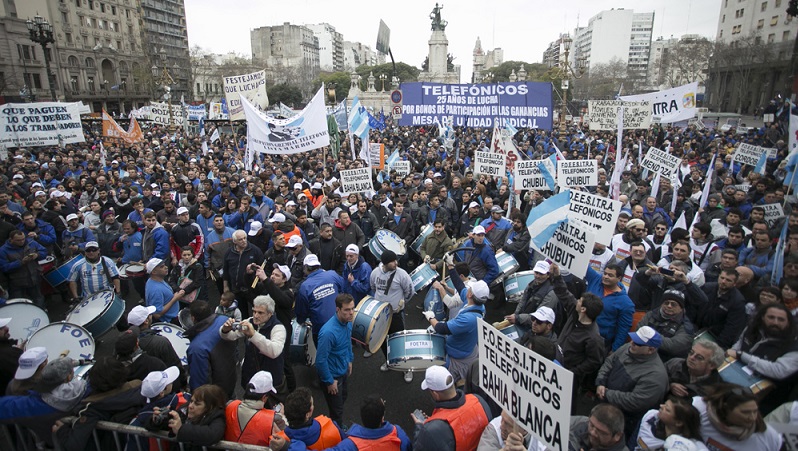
[{"x1": 145, "y1": 279, "x2": 178, "y2": 322}]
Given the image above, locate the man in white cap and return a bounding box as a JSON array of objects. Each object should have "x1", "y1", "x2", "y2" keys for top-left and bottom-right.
[
  {"x1": 479, "y1": 205, "x2": 512, "y2": 248},
  {"x1": 284, "y1": 235, "x2": 308, "y2": 287},
  {"x1": 457, "y1": 200, "x2": 483, "y2": 238},
  {"x1": 7, "y1": 347, "x2": 48, "y2": 395},
  {"x1": 145, "y1": 258, "x2": 184, "y2": 323},
  {"x1": 62, "y1": 212, "x2": 95, "y2": 258},
  {"x1": 224, "y1": 371, "x2": 283, "y2": 446},
  {"x1": 424, "y1": 262, "x2": 488, "y2": 387},
  {"x1": 412, "y1": 365, "x2": 492, "y2": 451},
  {"x1": 610, "y1": 218, "x2": 651, "y2": 261},
  {"x1": 504, "y1": 260, "x2": 558, "y2": 336},
  {"x1": 296, "y1": 253, "x2": 345, "y2": 346},
  {"x1": 0, "y1": 317, "x2": 22, "y2": 394},
  {"x1": 342, "y1": 243, "x2": 372, "y2": 304},
  {"x1": 459, "y1": 225, "x2": 500, "y2": 287},
  {"x1": 127, "y1": 305, "x2": 183, "y2": 375},
  {"x1": 67, "y1": 240, "x2": 121, "y2": 302},
  {"x1": 169, "y1": 206, "x2": 204, "y2": 265},
  {"x1": 519, "y1": 306, "x2": 558, "y2": 345}
]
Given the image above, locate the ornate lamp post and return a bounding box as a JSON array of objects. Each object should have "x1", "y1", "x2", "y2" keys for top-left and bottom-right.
[
  {"x1": 552, "y1": 35, "x2": 586, "y2": 133},
  {"x1": 379, "y1": 73, "x2": 387, "y2": 91},
  {"x1": 26, "y1": 14, "x2": 57, "y2": 101},
  {"x1": 152, "y1": 59, "x2": 176, "y2": 131}
]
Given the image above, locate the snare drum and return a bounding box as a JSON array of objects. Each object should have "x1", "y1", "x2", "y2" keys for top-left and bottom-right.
[
  {"x1": 66, "y1": 290, "x2": 125, "y2": 337},
  {"x1": 718, "y1": 357, "x2": 774, "y2": 395},
  {"x1": 178, "y1": 308, "x2": 194, "y2": 329},
  {"x1": 423, "y1": 287, "x2": 446, "y2": 321},
  {"x1": 289, "y1": 319, "x2": 316, "y2": 366},
  {"x1": 26, "y1": 322, "x2": 95, "y2": 361},
  {"x1": 44, "y1": 256, "x2": 84, "y2": 287},
  {"x1": 125, "y1": 264, "x2": 146, "y2": 278},
  {"x1": 150, "y1": 323, "x2": 190, "y2": 366},
  {"x1": 493, "y1": 251, "x2": 520, "y2": 286},
  {"x1": 410, "y1": 224, "x2": 434, "y2": 256},
  {"x1": 386, "y1": 329, "x2": 446, "y2": 371},
  {"x1": 368, "y1": 229, "x2": 407, "y2": 260},
  {"x1": 410, "y1": 263, "x2": 438, "y2": 293},
  {"x1": 499, "y1": 324, "x2": 522, "y2": 342},
  {"x1": 503, "y1": 271, "x2": 535, "y2": 303},
  {"x1": 0, "y1": 300, "x2": 49, "y2": 343},
  {"x1": 352, "y1": 297, "x2": 393, "y2": 353},
  {"x1": 38, "y1": 256, "x2": 56, "y2": 273}
]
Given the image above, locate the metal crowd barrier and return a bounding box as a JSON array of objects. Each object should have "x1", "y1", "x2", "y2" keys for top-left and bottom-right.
[{"x1": 2, "y1": 417, "x2": 269, "y2": 451}]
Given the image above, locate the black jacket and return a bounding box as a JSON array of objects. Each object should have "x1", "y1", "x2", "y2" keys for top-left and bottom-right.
[
  {"x1": 694, "y1": 283, "x2": 747, "y2": 349},
  {"x1": 174, "y1": 407, "x2": 226, "y2": 451},
  {"x1": 552, "y1": 275, "x2": 605, "y2": 378},
  {"x1": 222, "y1": 243, "x2": 264, "y2": 293}
]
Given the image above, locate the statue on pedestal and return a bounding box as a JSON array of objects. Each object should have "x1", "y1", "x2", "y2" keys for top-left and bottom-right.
[{"x1": 430, "y1": 3, "x2": 447, "y2": 31}]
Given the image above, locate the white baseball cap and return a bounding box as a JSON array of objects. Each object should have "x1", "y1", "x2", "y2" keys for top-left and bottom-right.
[
  {"x1": 345, "y1": 244, "x2": 360, "y2": 255},
  {"x1": 127, "y1": 305, "x2": 157, "y2": 326},
  {"x1": 293, "y1": 183, "x2": 303, "y2": 190},
  {"x1": 248, "y1": 221, "x2": 263, "y2": 236},
  {"x1": 0, "y1": 317, "x2": 11, "y2": 328},
  {"x1": 472, "y1": 225, "x2": 486, "y2": 235},
  {"x1": 421, "y1": 365, "x2": 454, "y2": 391},
  {"x1": 248, "y1": 371, "x2": 277, "y2": 394},
  {"x1": 269, "y1": 213, "x2": 285, "y2": 223},
  {"x1": 533, "y1": 260, "x2": 551, "y2": 274},
  {"x1": 468, "y1": 201, "x2": 480, "y2": 209},
  {"x1": 146, "y1": 258, "x2": 164, "y2": 274},
  {"x1": 176, "y1": 207, "x2": 189, "y2": 215},
  {"x1": 531, "y1": 306, "x2": 556, "y2": 324},
  {"x1": 85, "y1": 241, "x2": 100, "y2": 250},
  {"x1": 273, "y1": 263, "x2": 291, "y2": 280},
  {"x1": 34, "y1": 190, "x2": 46, "y2": 197},
  {"x1": 470, "y1": 280, "x2": 490, "y2": 301},
  {"x1": 285, "y1": 235, "x2": 303, "y2": 248},
  {"x1": 140, "y1": 366, "x2": 181, "y2": 401},
  {"x1": 303, "y1": 254, "x2": 320, "y2": 267},
  {"x1": 66, "y1": 213, "x2": 79, "y2": 222},
  {"x1": 15, "y1": 347, "x2": 48, "y2": 380},
  {"x1": 311, "y1": 182, "x2": 323, "y2": 190}
]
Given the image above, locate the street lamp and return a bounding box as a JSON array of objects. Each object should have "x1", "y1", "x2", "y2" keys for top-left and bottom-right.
[
  {"x1": 552, "y1": 35, "x2": 586, "y2": 133},
  {"x1": 152, "y1": 59, "x2": 176, "y2": 131},
  {"x1": 26, "y1": 14, "x2": 57, "y2": 101},
  {"x1": 379, "y1": 73, "x2": 387, "y2": 91}
]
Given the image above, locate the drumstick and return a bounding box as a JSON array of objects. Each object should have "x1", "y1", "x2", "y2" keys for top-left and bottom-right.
[
  {"x1": 492, "y1": 320, "x2": 510, "y2": 329},
  {"x1": 250, "y1": 261, "x2": 266, "y2": 289}
]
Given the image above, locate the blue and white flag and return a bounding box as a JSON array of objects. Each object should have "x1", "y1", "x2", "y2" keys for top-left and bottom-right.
[
  {"x1": 348, "y1": 96, "x2": 370, "y2": 160},
  {"x1": 771, "y1": 219, "x2": 789, "y2": 285},
  {"x1": 331, "y1": 99, "x2": 348, "y2": 130},
  {"x1": 503, "y1": 118, "x2": 518, "y2": 137},
  {"x1": 367, "y1": 110, "x2": 386, "y2": 131},
  {"x1": 754, "y1": 151, "x2": 768, "y2": 175},
  {"x1": 526, "y1": 190, "x2": 571, "y2": 250},
  {"x1": 538, "y1": 157, "x2": 557, "y2": 191}
]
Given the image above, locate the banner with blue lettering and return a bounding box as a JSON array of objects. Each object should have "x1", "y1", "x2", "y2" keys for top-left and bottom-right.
[
  {"x1": 187, "y1": 104, "x2": 207, "y2": 121},
  {"x1": 398, "y1": 82, "x2": 553, "y2": 129}
]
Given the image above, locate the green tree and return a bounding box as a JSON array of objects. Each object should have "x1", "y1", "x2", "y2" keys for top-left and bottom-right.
[
  {"x1": 482, "y1": 61, "x2": 550, "y2": 82},
  {"x1": 267, "y1": 83, "x2": 303, "y2": 107},
  {"x1": 314, "y1": 71, "x2": 351, "y2": 101},
  {"x1": 355, "y1": 62, "x2": 420, "y2": 89}
]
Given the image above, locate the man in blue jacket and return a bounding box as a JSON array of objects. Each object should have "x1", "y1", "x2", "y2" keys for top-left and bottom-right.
[
  {"x1": 342, "y1": 244, "x2": 371, "y2": 302},
  {"x1": 316, "y1": 293, "x2": 355, "y2": 427},
  {"x1": 316, "y1": 394, "x2": 412, "y2": 450},
  {"x1": 479, "y1": 206, "x2": 512, "y2": 249},
  {"x1": 141, "y1": 211, "x2": 170, "y2": 263},
  {"x1": 18, "y1": 211, "x2": 57, "y2": 253},
  {"x1": 296, "y1": 254, "x2": 345, "y2": 346},
  {"x1": 184, "y1": 300, "x2": 237, "y2": 398},
  {"x1": 585, "y1": 264, "x2": 634, "y2": 352},
  {"x1": 0, "y1": 230, "x2": 48, "y2": 307},
  {"x1": 459, "y1": 225, "x2": 499, "y2": 286}
]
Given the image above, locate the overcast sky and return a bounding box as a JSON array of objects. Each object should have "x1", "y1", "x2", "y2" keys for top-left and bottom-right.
[{"x1": 185, "y1": 0, "x2": 720, "y2": 83}]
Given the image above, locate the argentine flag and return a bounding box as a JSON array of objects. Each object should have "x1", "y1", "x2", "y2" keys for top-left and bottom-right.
[
  {"x1": 538, "y1": 155, "x2": 557, "y2": 191},
  {"x1": 348, "y1": 96, "x2": 370, "y2": 160},
  {"x1": 527, "y1": 190, "x2": 571, "y2": 250}
]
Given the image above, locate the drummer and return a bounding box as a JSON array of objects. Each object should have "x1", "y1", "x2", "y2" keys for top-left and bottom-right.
[
  {"x1": 67, "y1": 241, "x2": 121, "y2": 303},
  {"x1": 420, "y1": 219, "x2": 453, "y2": 273}
]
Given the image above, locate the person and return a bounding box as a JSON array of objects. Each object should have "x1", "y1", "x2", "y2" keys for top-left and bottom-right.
[
  {"x1": 568, "y1": 404, "x2": 627, "y2": 451},
  {"x1": 424, "y1": 264, "x2": 488, "y2": 386},
  {"x1": 332, "y1": 210, "x2": 366, "y2": 250},
  {"x1": 160, "y1": 384, "x2": 227, "y2": 451},
  {"x1": 6, "y1": 346, "x2": 48, "y2": 396},
  {"x1": 114, "y1": 327, "x2": 167, "y2": 382},
  {"x1": 224, "y1": 371, "x2": 284, "y2": 446},
  {"x1": 215, "y1": 291, "x2": 243, "y2": 321},
  {"x1": 692, "y1": 383, "x2": 783, "y2": 450},
  {"x1": 665, "y1": 340, "x2": 724, "y2": 399},
  {"x1": 126, "y1": 305, "x2": 183, "y2": 374},
  {"x1": 342, "y1": 244, "x2": 371, "y2": 303},
  {"x1": 0, "y1": 230, "x2": 48, "y2": 307},
  {"x1": 130, "y1": 366, "x2": 187, "y2": 451},
  {"x1": 610, "y1": 218, "x2": 651, "y2": 261},
  {"x1": 420, "y1": 219, "x2": 453, "y2": 272},
  {"x1": 313, "y1": 394, "x2": 412, "y2": 451},
  {"x1": 371, "y1": 250, "x2": 415, "y2": 380},
  {"x1": 184, "y1": 300, "x2": 237, "y2": 397},
  {"x1": 693, "y1": 268, "x2": 746, "y2": 349},
  {"x1": 635, "y1": 289, "x2": 695, "y2": 361},
  {"x1": 220, "y1": 295, "x2": 287, "y2": 395},
  {"x1": 315, "y1": 293, "x2": 355, "y2": 427},
  {"x1": 18, "y1": 210, "x2": 57, "y2": 253},
  {"x1": 252, "y1": 262, "x2": 297, "y2": 392},
  {"x1": 480, "y1": 206, "x2": 512, "y2": 249},
  {"x1": 223, "y1": 230, "x2": 264, "y2": 319},
  {"x1": 169, "y1": 206, "x2": 204, "y2": 264},
  {"x1": 585, "y1": 264, "x2": 635, "y2": 352},
  {"x1": 501, "y1": 213, "x2": 531, "y2": 271},
  {"x1": 0, "y1": 317, "x2": 22, "y2": 395},
  {"x1": 279, "y1": 387, "x2": 345, "y2": 449},
  {"x1": 458, "y1": 225, "x2": 499, "y2": 286},
  {"x1": 477, "y1": 409, "x2": 537, "y2": 451},
  {"x1": 67, "y1": 240, "x2": 121, "y2": 301},
  {"x1": 518, "y1": 307, "x2": 558, "y2": 344},
  {"x1": 738, "y1": 230, "x2": 775, "y2": 282},
  {"x1": 141, "y1": 211, "x2": 170, "y2": 263},
  {"x1": 62, "y1": 212, "x2": 95, "y2": 257},
  {"x1": 504, "y1": 260, "x2": 558, "y2": 337},
  {"x1": 206, "y1": 214, "x2": 235, "y2": 293},
  {"x1": 595, "y1": 326, "x2": 669, "y2": 438},
  {"x1": 296, "y1": 254, "x2": 346, "y2": 346},
  {"x1": 412, "y1": 365, "x2": 492, "y2": 451},
  {"x1": 636, "y1": 396, "x2": 708, "y2": 450},
  {"x1": 145, "y1": 258, "x2": 184, "y2": 323}
]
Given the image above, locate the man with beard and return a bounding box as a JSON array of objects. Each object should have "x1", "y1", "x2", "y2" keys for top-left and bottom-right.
[
  {"x1": 646, "y1": 221, "x2": 669, "y2": 263},
  {"x1": 169, "y1": 207, "x2": 204, "y2": 265},
  {"x1": 635, "y1": 290, "x2": 695, "y2": 361},
  {"x1": 568, "y1": 404, "x2": 628, "y2": 451},
  {"x1": 457, "y1": 201, "x2": 483, "y2": 239},
  {"x1": 156, "y1": 199, "x2": 178, "y2": 232},
  {"x1": 420, "y1": 219, "x2": 453, "y2": 272},
  {"x1": 18, "y1": 210, "x2": 56, "y2": 254},
  {"x1": 68, "y1": 241, "x2": 121, "y2": 301},
  {"x1": 95, "y1": 211, "x2": 122, "y2": 259},
  {"x1": 501, "y1": 213, "x2": 531, "y2": 271},
  {"x1": 610, "y1": 218, "x2": 651, "y2": 261}
]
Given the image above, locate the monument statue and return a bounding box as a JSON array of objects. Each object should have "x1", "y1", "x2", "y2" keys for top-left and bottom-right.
[{"x1": 430, "y1": 3, "x2": 447, "y2": 31}]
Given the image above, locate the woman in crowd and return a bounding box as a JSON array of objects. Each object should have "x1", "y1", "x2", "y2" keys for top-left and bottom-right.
[
  {"x1": 162, "y1": 383, "x2": 227, "y2": 450},
  {"x1": 780, "y1": 278, "x2": 798, "y2": 316},
  {"x1": 170, "y1": 246, "x2": 207, "y2": 303},
  {"x1": 635, "y1": 396, "x2": 707, "y2": 450}
]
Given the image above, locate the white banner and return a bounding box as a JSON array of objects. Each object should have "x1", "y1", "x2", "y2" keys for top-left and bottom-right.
[
  {"x1": 557, "y1": 160, "x2": 598, "y2": 187},
  {"x1": 474, "y1": 151, "x2": 506, "y2": 177},
  {"x1": 477, "y1": 318, "x2": 572, "y2": 451},
  {"x1": 733, "y1": 143, "x2": 768, "y2": 167},
  {"x1": 149, "y1": 102, "x2": 184, "y2": 127},
  {"x1": 588, "y1": 100, "x2": 652, "y2": 130},
  {"x1": 620, "y1": 82, "x2": 698, "y2": 124},
  {"x1": 224, "y1": 70, "x2": 269, "y2": 121},
  {"x1": 514, "y1": 159, "x2": 555, "y2": 191},
  {"x1": 242, "y1": 87, "x2": 330, "y2": 155},
  {"x1": 0, "y1": 102, "x2": 85, "y2": 147},
  {"x1": 340, "y1": 168, "x2": 373, "y2": 194},
  {"x1": 209, "y1": 102, "x2": 228, "y2": 120},
  {"x1": 641, "y1": 147, "x2": 681, "y2": 180},
  {"x1": 568, "y1": 190, "x2": 622, "y2": 246},
  {"x1": 186, "y1": 104, "x2": 207, "y2": 121},
  {"x1": 392, "y1": 160, "x2": 411, "y2": 177},
  {"x1": 763, "y1": 203, "x2": 785, "y2": 228},
  {"x1": 532, "y1": 219, "x2": 596, "y2": 278}
]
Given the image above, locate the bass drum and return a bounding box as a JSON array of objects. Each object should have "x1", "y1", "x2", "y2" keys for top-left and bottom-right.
[
  {"x1": 26, "y1": 322, "x2": 95, "y2": 361},
  {"x1": 150, "y1": 323, "x2": 190, "y2": 366},
  {"x1": 66, "y1": 290, "x2": 125, "y2": 337},
  {"x1": 351, "y1": 297, "x2": 393, "y2": 354},
  {"x1": 289, "y1": 319, "x2": 316, "y2": 366},
  {"x1": 0, "y1": 300, "x2": 49, "y2": 344}
]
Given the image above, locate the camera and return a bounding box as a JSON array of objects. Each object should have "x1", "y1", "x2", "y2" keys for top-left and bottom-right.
[
  {"x1": 231, "y1": 322, "x2": 243, "y2": 331},
  {"x1": 151, "y1": 409, "x2": 172, "y2": 426}
]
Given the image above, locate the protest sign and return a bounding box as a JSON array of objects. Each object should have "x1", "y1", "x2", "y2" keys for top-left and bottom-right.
[
  {"x1": 339, "y1": 168, "x2": 373, "y2": 194},
  {"x1": 641, "y1": 147, "x2": 681, "y2": 180},
  {"x1": 0, "y1": 102, "x2": 85, "y2": 147},
  {"x1": 514, "y1": 159, "x2": 555, "y2": 191},
  {"x1": 392, "y1": 160, "x2": 411, "y2": 177},
  {"x1": 734, "y1": 184, "x2": 751, "y2": 193},
  {"x1": 620, "y1": 82, "x2": 698, "y2": 123},
  {"x1": 532, "y1": 219, "x2": 596, "y2": 278},
  {"x1": 557, "y1": 160, "x2": 598, "y2": 187},
  {"x1": 242, "y1": 87, "x2": 330, "y2": 155},
  {"x1": 224, "y1": 69, "x2": 269, "y2": 121},
  {"x1": 478, "y1": 318, "x2": 573, "y2": 451},
  {"x1": 763, "y1": 203, "x2": 785, "y2": 228},
  {"x1": 474, "y1": 151, "x2": 506, "y2": 177},
  {"x1": 148, "y1": 102, "x2": 184, "y2": 127},
  {"x1": 491, "y1": 121, "x2": 527, "y2": 172},
  {"x1": 568, "y1": 190, "x2": 622, "y2": 246},
  {"x1": 368, "y1": 143, "x2": 385, "y2": 170},
  {"x1": 733, "y1": 143, "x2": 768, "y2": 167},
  {"x1": 398, "y1": 82, "x2": 553, "y2": 129},
  {"x1": 186, "y1": 104, "x2": 207, "y2": 121},
  {"x1": 588, "y1": 100, "x2": 652, "y2": 130}
]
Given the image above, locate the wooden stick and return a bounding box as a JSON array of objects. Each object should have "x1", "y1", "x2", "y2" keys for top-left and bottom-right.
[
  {"x1": 250, "y1": 261, "x2": 266, "y2": 289},
  {"x1": 492, "y1": 319, "x2": 510, "y2": 329}
]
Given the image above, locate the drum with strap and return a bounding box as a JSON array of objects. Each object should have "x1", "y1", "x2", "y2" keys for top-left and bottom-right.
[
  {"x1": 38, "y1": 256, "x2": 56, "y2": 273},
  {"x1": 492, "y1": 251, "x2": 520, "y2": 286},
  {"x1": 503, "y1": 271, "x2": 535, "y2": 303},
  {"x1": 66, "y1": 290, "x2": 125, "y2": 337},
  {"x1": 410, "y1": 224, "x2": 434, "y2": 256},
  {"x1": 150, "y1": 323, "x2": 190, "y2": 366},
  {"x1": 386, "y1": 329, "x2": 446, "y2": 372},
  {"x1": 289, "y1": 319, "x2": 316, "y2": 366},
  {"x1": 44, "y1": 256, "x2": 84, "y2": 287},
  {"x1": 26, "y1": 322, "x2": 96, "y2": 361},
  {"x1": 368, "y1": 229, "x2": 407, "y2": 260},
  {"x1": 409, "y1": 263, "x2": 438, "y2": 293},
  {"x1": 351, "y1": 296, "x2": 393, "y2": 354},
  {"x1": 0, "y1": 300, "x2": 49, "y2": 344}
]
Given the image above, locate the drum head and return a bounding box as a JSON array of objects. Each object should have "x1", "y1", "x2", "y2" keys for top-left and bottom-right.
[
  {"x1": 27, "y1": 322, "x2": 95, "y2": 360},
  {"x1": 66, "y1": 290, "x2": 117, "y2": 327},
  {"x1": 151, "y1": 323, "x2": 189, "y2": 366},
  {"x1": 376, "y1": 230, "x2": 406, "y2": 255},
  {"x1": 38, "y1": 256, "x2": 55, "y2": 265},
  {"x1": 0, "y1": 301, "x2": 49, "y2": 343},
  {"x1": 127, "y1": 264, "x2": 145, "y2": 275},
  {"x1": 352, "y1": 298, "x2": 393, "y2": 354},
  {"x1": 178, "y1": 309, "x2": 194, "y2": 329}
]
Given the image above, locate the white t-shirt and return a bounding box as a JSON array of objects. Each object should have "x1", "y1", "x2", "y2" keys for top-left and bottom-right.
[{"x1": 692, "y1": 397, "x2": 783, "y2": 451}]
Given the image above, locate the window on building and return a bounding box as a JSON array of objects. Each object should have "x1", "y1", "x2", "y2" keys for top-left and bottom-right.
[
  {"x1": 761, "y1": 1, "x2": 767, "y2": 11},
  {"x1": 75, "y1": 0, "x2": 81, "y2": 6},
  {"x1": 88, "y1": 0, "x2": 93, "y2": 10},
  {"x1": 86, "y1": 57, "x2": 95, "y2": 67},
  {"x1": 722, "y1": 14, "x2": 726, "y2": 23},
  {"x1": 17, "y1": 45, "x2": 36, "y2": 60},
  {"x1": 719, "y1": 29, "x2": 724, "y2": 38},
  {"x1": 112, "y1": 5, "x2": 116, "y2": 14},
  {"x1": 65, "y1": 33, "x2": 72, "y2": 44},
  {"x1": 784, "y1": 30, "x2": 791, "y2": 41},
  {"x1": 771, "y1": 15, "x2": 779, "y2": 25},
  {"x1": 776, "y1": 0, "x2": 782, "y2": 6},
  {"x1": 100, "y1": 3, "x2": 105, "y2": 13},
  {"x1": 756, "y1": 35, "x2": 763, "y2": 44},
  {"x1": 117, "y1": 40, "x2": 121, "y2": 50},
  {"x1": 126, "y1": 9, "x2": 130, "y2": 19},
  {"x1": 758, "y1": 19, "x2": 765, "y2": 28},
  {"x1": 82, "y1": 35, "x2": 88, "y2": 46},
  {"x1": 70, "y1": 76, "x2": 79, "y2": 93},
  {"x1": 87, "y1": 77, "x2": 95, "y2": 92},
  {"x1": 735, "y1": 8, "x2": 744, "y2": 18},
  {"x1": 98, "y1": 20, "x2": 104, "y2": 30},
  {"x1": 768, "y1": 33, "x2": 775, "y2": 43},
  {"x1": 25, "y1": 73, "x2": 43, "y2": 90},
  {"x1": 196, "y1": 82, "x2": 200, "y2": 93}
]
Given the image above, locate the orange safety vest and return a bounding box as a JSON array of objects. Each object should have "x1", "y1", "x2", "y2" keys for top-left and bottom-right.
[
  {"x1": 282, "y1": 225, "x2": 302, "y2": 244},
  {"x1": 425, "y1": 394, "x2": 489, "y2": 451},
  {"x1": 224, "y1": 400, "x2": 275, "y2": 446},
  {"x1": 276, "y1": 415, "x2": 343, "y2": 450},
  {"x1": 348, "y1": 425, "x2": 402, "y2": 451}
]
